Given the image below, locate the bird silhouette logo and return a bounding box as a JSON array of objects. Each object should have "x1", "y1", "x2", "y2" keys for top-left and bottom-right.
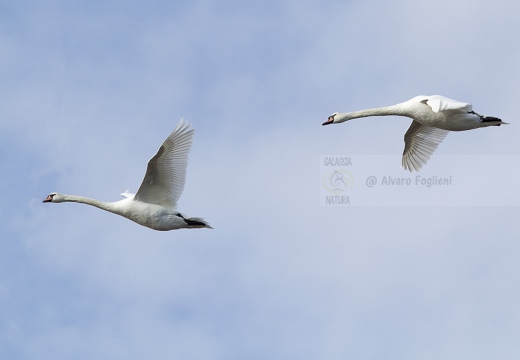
[{"x1": 323, "y1": 169, "x2": 353, "y2": 194}]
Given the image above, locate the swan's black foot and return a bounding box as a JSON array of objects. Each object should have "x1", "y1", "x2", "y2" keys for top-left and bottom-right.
[
  {"x1": 469, "y1": 111, "x2": 503, "y2": 125},
  {"x1": 176, "y1": 212, "x2": 210, "y2": 228},
  {"x1": 481, "y1": 116, "x2": 503, "y2": 124},
  {"x1": 184, "y1": 218, "x2": 208, "y2": 227}
]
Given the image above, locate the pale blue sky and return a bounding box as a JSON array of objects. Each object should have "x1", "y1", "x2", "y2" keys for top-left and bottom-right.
[{"x1": 1, "y1": 0, "x2": 520, "y2": 359}]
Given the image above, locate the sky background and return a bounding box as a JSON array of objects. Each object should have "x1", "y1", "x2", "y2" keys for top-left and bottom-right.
[{"x1": 2, "y1": 0, "x2": 520, "y2": 359}]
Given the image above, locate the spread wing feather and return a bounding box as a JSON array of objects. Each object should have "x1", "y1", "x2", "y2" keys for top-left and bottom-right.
[
  {"x1": 402, "y1": 120, "x2": 449, "y2": 172},
  {"x1": 134, "y1": 119, "x2": 194, "y2": 208}
]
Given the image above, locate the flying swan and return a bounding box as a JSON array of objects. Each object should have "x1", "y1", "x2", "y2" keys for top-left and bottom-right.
[
  {"x1": 323, "y1": 95, "x2": 507, "y2": 171},
  {"x1": 43, "y1": 119, "x2": 212, "y2": 231}
]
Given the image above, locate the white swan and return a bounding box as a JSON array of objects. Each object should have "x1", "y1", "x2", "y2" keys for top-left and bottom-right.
[
  {"x1": 43, "y1": 119, "x2": 212, "y2": 231},
  {"x1": 323, "y1": 95, "x2": 507, "y2": 171}
]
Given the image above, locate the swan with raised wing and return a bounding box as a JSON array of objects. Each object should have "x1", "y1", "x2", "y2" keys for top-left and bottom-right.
[
  {"x1": 43, "y1": 119, "x2": 211, "y2": 231},
  {"x1": 323, "y1": 95, "x2": 507, "y2": 171}
]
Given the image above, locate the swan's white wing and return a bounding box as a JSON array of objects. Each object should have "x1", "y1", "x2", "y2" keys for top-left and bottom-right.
[
  {"x1": 426, "y1": 95, "x2": 472, "y2": 113},
  {"x1": 402, "y1": 120, "x2": 449, "y2": 172},
  {"x1": 134, "y1": 119, "x2": 194, "y2": 208}
]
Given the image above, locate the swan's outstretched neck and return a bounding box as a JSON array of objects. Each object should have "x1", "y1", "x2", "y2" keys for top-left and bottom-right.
[
  {"x1": 339, "y1": 105, "x2": 405, "y2": 122},
  {"x1": 49, "y1": 194, "x2": 118, "y2": 213}
]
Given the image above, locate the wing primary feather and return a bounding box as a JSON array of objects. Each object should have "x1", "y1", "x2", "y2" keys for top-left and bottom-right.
[
  {"x1": 402, "y1": 120, "x2": 449, "y2": 172},
  {"x1": 134, "y1": 119, "x2": 195, "y2": 208}
]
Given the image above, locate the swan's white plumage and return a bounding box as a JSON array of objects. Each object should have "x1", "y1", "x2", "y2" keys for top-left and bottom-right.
[
  {"x1": 43, "y1": 119, "x2": 211, "y2": 231},
  {"x1": 402, "y1": 121, "x2": 449, "y2": 172},
  {"x1": 425, "y1": 95, "x2": 471, "y2": 113},
  {"x1": 134, "y1": 119, "x2": 193, "y2": 208},
  {"x1": 324, "y1": 95, "x2": 507, "y2": 171}
]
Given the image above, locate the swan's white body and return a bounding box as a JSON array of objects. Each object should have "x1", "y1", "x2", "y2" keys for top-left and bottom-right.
[
  {"x1": 43, "y1": 119, "x2": 211, "y2": 231},
  {"x1": 323, "y1": 95, "x2": 507, "y2": 171}
]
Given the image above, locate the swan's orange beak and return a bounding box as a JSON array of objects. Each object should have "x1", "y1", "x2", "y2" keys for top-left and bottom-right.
[
  {"x1": 322, "y1": 116, "x2": 334, "y2": 126},
  {"x1": 43, "y1": 195, "x2": 53, "y2": 203}
]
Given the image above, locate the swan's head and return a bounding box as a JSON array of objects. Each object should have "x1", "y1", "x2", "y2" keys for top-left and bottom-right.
[
  {"x1": 43, "y1": 192, "x2": 63, "y2": 203},
  {"x1": 323, "y1": 112, "x2": 350, "y2": 125},
  {"x1": 323, "y1": 112, "x2": 338, "y2": 125}
]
